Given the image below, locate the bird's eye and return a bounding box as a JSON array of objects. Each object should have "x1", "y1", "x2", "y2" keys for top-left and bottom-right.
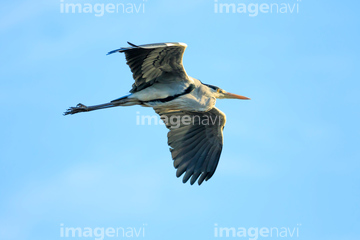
[{"x1": 217, "y1": 89, "x2": 220, "y2": 93}]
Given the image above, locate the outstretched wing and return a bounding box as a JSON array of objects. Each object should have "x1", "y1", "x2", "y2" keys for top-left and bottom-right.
[
  {"x1": 156, "y1": 107, "x2": 226, "y2": 185},
  {"x1": 108, "y1": 42, "x2": 189, "y2": 93}
]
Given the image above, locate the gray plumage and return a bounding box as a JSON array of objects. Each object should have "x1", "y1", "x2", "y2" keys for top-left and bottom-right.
[
  {"x1": 156, "y1": 108, "x2": 225, "y2": 185},
  {"x1": 65, "y1": 42, "x2": 250, "y2": 185}
]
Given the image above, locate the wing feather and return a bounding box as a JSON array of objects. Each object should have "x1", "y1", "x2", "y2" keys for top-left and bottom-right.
[
  {"x1": 156, "y1": 107, "x2": 226, "y2": 185},
  {"x1": 108, "y1": 42, "x2": 189, "y2": 93}
]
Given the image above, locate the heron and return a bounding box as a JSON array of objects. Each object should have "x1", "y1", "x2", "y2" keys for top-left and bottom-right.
[{"x1": 64, "y1": 42, "x2": 250, "y2": 185}]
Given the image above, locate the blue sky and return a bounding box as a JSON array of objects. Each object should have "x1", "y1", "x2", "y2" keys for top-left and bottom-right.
[{"x1": 0, "y1": 0, "x2": 359, "y2": 239}]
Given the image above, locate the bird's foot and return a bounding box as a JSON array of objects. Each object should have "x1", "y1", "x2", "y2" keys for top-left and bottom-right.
[{"x1": 64, "y1": 103, "x2": 88, "y2": 115}]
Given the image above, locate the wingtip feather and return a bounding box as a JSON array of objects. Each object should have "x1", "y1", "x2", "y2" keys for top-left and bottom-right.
[
  {"x1": 127, "y1": 41, "x2": 139, "y2": 47},
  {"x1": 107, "y1": 49, "x2": 121, "y2": 55}
]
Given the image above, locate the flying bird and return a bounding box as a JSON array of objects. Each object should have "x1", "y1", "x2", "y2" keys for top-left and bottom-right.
[{"x1": 64, "y1": 42, "x2": 250, "y2": 185}]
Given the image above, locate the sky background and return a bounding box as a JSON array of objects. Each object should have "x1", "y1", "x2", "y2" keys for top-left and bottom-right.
[{"x1": 1, "y1": 0, "x2": 359, "y2": 239}]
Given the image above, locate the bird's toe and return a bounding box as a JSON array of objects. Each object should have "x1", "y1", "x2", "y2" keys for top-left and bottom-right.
[{"x1": 76, "y1": 103, "x2": 87, "y2": 108}]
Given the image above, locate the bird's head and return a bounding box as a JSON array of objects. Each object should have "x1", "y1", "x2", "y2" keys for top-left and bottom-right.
[{"x1": 204, "y1": 84, "x2": 250, "y2": 100}]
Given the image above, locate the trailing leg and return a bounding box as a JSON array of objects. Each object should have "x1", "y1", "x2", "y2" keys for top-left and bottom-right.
[{"x1": 64, "y1": 95, "x2": 139, "y2": 116}]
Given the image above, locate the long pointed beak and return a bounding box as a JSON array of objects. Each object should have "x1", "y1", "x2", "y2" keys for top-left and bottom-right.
[{"x1": 224, "y1": 92, "x2": 251, "y2": 100}]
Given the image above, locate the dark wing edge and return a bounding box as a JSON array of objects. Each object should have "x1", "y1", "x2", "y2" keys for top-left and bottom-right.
[
  {"x1": 108, "y1": 42, "x2": 188, "y2": 93},
  {"x1": 156, "y1": 107, "x2": 226, "y2": 185}
]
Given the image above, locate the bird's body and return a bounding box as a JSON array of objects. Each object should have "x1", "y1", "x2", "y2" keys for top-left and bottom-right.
[
  {"x1": 65, "y1": 42, "x2": 249, "y2": 185},
  {"x1": 131, "y1": 77, "x2": 215, "y2": 112}
]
